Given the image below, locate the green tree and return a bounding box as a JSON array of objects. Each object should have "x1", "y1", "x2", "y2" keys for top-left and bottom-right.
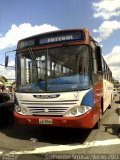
[
  {"x1": 0, "y1": 76, "x2": 8, "y2": 82},
  {"x1": 0, "y1": 76, "x2": 7, "y2": 83}
]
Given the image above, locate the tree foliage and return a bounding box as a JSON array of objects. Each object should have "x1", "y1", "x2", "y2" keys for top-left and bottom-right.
[{"x1": 0, "y1": 76, "x2": 8, "y2": 83}]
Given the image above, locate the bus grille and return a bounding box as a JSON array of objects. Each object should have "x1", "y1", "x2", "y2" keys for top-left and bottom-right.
[{"x1": 20, "y1": 100, "x2": 78, "y2": 116}]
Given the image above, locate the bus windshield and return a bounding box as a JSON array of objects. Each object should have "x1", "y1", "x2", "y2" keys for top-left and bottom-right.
[{"x1": 16, "y1": 45, "x2": 91, "y2": 92}]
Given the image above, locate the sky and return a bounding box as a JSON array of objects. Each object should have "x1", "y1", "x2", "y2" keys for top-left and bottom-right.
[{"x1": 0, "y1": 0, "x2": 120, "y2": 81}]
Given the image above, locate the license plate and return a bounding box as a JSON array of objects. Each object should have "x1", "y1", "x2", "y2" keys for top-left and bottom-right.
[{"x1": 39, "y1": 119, "x2": 53, "y2": 124}]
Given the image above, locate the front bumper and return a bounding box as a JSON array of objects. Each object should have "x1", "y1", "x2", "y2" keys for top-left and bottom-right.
[{"x1": 14, "y1": 109, "x2": 94, "y2": 128}]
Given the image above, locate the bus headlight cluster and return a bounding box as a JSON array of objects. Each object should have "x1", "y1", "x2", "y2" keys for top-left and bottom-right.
[
  {"x1": 21, "y1": 107, "x2": 27, "y2": 114},
  {"x1": 15, "y1": 105, "x2": 27, "y2": 114},
  {"x1": 14, "y1": 95, "x2": 28, "y2": 115},
  {"x1": 78, "y1": 106, "x2": 85, "y2": 113},
  {"x1": 15, "y1": 106, "x2": 21, "y2": 112},
  {"x1": 64, "y1": 105, "x2": 91, "y2": 117},
  {"x1": 71, "y1": 108, "x2": 77, "y2": 115}
]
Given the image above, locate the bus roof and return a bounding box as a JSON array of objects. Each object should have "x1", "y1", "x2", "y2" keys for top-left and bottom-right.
[
  {"x1": 18, "y1": 28, "x2": 89, "y2": 42},
  {"x1": 17, "y1": 28, "x2": 92, "y2": 49}
]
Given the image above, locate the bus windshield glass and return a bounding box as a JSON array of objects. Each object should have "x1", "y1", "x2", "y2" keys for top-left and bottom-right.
[{"x1": 16, "y1": 45, "x2": 91, "y2": 92}]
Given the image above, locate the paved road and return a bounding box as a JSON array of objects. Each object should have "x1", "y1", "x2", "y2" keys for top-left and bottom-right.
[{"x1": 0, "y1": 95, "x2": 120, "y2": 160}]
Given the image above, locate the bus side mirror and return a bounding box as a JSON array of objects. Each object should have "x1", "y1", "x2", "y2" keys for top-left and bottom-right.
[
  {"x1": 96, "y1": 46, "x2": 102, "y2": 72},
  {"x1": 5, "y1": 55, "x2": 9, "y2": 67}
]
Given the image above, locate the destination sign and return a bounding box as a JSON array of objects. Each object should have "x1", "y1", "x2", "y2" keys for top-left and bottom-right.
[
  {"x1": 39, "y1": 31, "x2": 84, "y2": 44},
  {"x1": 18, "y1": 39, "x2": 35, "y2": 49},
  {"x1": 18, "y1": 30, "x2": 85, "y2": 49},
  {"x1": 48, "y1": 35, "x2": 73, "y2": 43}
]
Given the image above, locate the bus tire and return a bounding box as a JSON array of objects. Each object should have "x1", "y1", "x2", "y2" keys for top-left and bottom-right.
[
  {"x1": 108, "y1": 105, "x2": 111, "y2": 109},
  {"x1": 94, "y1": 119, "x2": 101, "y2": 129}
]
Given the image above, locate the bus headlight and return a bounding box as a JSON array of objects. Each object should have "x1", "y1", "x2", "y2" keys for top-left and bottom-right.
[
  {"x1": 78, "y1": 106, "x2": 85, "y2": 113},
  {"x1": 71, "y1": 108, "x2": 77, "y2": 115},
  {"x1": 21, "y1": 107, "x2": 27, "y2": 114},
  {"x1": 64, "y1": 105, "x2": 91, "y2": 117},
  {"x1": 15, "y1": 106, "x2": 21, "y2": 112}
]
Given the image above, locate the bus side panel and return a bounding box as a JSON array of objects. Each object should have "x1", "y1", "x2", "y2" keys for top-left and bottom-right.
[
  {"x1": 92, "y1": 79, "x2": 103, "y2": 127},
  {"x1": 103, "y1": 79, "x2": 113, "y2": 112}
]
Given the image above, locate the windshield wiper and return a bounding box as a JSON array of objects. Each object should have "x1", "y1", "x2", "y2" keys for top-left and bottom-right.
[
  {"x1": 28, "y1": 48, "x2": 38, "y2": 68},
  {"x1": 28, "y1": 48, "x2": 39, "y2": 81}
]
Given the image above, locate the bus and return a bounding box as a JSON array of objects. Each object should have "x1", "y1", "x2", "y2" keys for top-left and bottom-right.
[{"x1": 12, "y1": 28, "x2": 113, "y2": 128}]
